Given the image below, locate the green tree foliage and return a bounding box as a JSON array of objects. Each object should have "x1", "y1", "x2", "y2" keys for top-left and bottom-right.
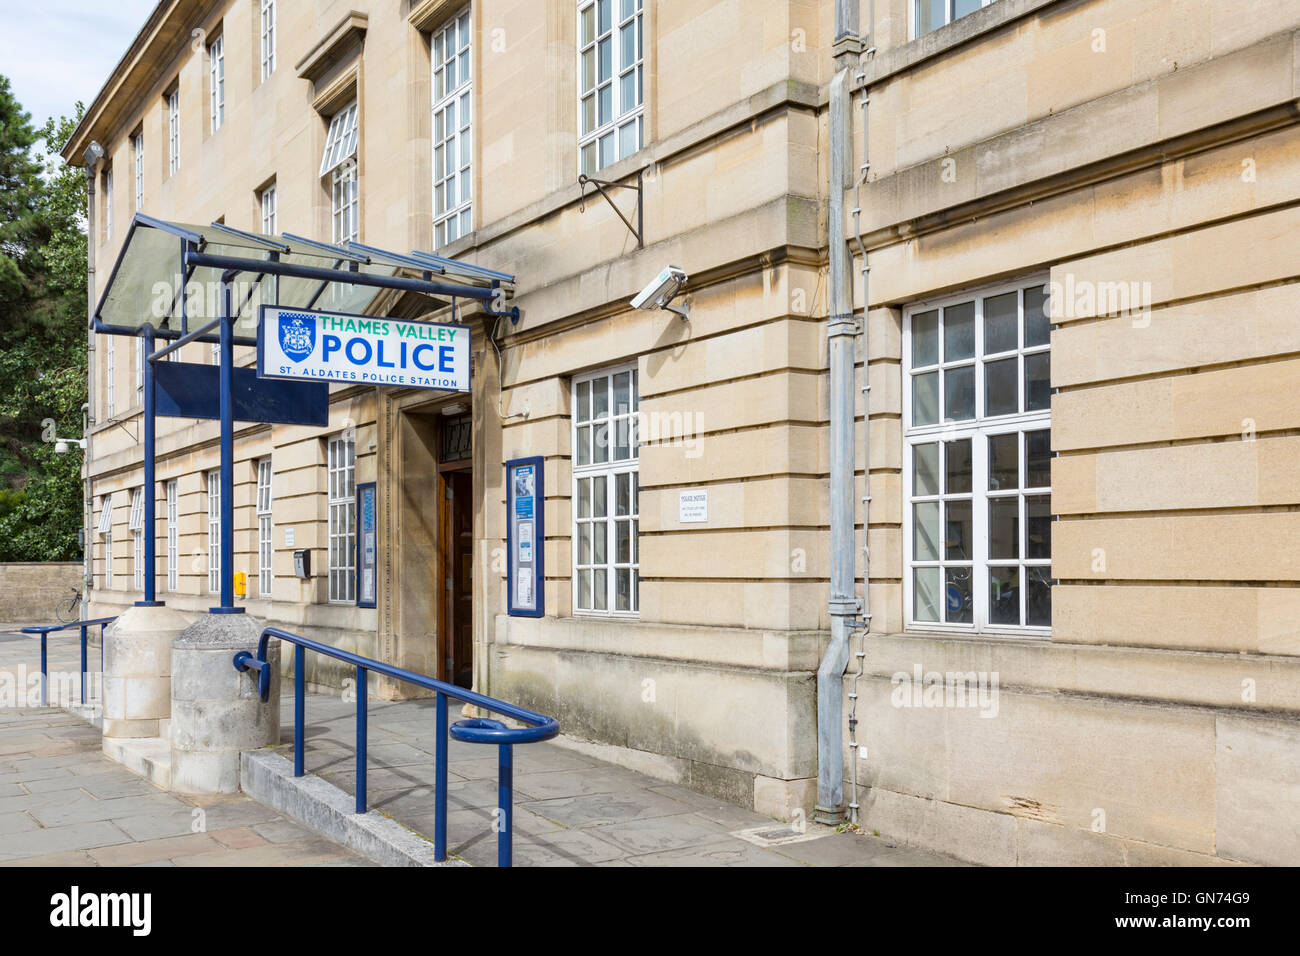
[{"x1": 0, "y1": 76, "x2": 87, "y2": 561}]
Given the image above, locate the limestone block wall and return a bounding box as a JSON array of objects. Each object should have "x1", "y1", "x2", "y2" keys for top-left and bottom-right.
[{"x1": 0, "y1": 563, "x2": 84, "y2": 624}]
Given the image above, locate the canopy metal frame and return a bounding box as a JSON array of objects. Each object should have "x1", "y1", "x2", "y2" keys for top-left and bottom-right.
[{"x1": 93, "y1": 214, "x2": 516, "y2": 614}]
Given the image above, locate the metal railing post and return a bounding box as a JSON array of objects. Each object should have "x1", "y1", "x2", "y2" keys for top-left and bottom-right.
[
  {"x1": 40, "y1": 633, "x2": 47, "y2": 707},
  {"x1": 499, "y1": 743, "x2": 513, "y2": 868},
  {"x1": 79, "y1": 624, "x2": 87, "y2": 704},
  {"x1": 294, "y1": 648, "x2": 305, "y2": 777},
  {"x1": 435, "y1": 692, "x2": 447, "y2": 862},
  {"x1": 356, "y1": 664, "x2": 367, "y2": 814}
]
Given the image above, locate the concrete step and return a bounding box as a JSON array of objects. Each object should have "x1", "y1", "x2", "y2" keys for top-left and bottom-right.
[{"x1": 103, "y1": 735, "x2": 173, "y2": 790}]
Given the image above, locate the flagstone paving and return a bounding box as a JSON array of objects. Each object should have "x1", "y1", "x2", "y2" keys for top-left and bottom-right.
[{"x1": 2, "y1": 626, "x2": 968, "y2": 867}]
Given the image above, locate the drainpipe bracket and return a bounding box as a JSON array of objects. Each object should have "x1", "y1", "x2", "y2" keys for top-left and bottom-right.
[
  {"x1": 827, "y1": 313, "x2": 860, "y2": 338},
  {"x1": 828, "y1": 597, "x2": 862, "y2": 617}
]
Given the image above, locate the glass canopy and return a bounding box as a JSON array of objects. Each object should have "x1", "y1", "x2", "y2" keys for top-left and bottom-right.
[{"x1": 94, "y1": 214, "x2": 513, "y2": 339}]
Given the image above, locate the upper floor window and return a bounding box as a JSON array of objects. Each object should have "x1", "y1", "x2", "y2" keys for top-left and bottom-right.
[
  {"x1": 103, "y1": 167, "x2": 113, "y2": 241},
  {"x1": 572, "y1": 365, "x2": 640, "y2": 616},
  {"x1": 432, "y1": 7, "x2": 472, "y2": 248},
  {"x1": 914, "y1": 0, "x2": 996, "y2": 37},
  {"x1": 321, "y1": 101, "x2": 360, "y2": 244},
  {"x1": 260, "y1": 0, "x2": 277, "y2": 80},
  {"x1": 260, "y1": 183, "x2": 277, "y2": 234},
  {"x1": 904, "y1": 280, "x2": 1052, "y2": 634},
  {"x1": 132, "y1": 132, "x2": 144, "y2": 210},
  {"x1": 168, "y1": 88, "x2": 180, "y2": 175},
  {"x1": 209, "y1": 35, "x2": 226, "y2": 132},
  {"x1": 98, "y1": 494, "x2": 115, "y2": 588},
  {"x1": 578, "y1": 0, "x2": 643, "y2": 174},
  {"x1": 104, "y1": 336, "x2": 115, "y2": 419}
]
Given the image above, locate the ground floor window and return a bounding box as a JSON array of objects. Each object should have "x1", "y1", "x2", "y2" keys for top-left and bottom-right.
[
  {"x1": 207, "y1": 471, "x2": 220, "y2": 593},
  {"x1": 572, "y1": 365, "x2": 639, "y2": 615},
  {"x1": 98, "y1": 494, "x2": 114, "y2": 588},
  {"x1": 904, "y1": 279, "x2": 1052, "y2": 633},
  {"x1": 130, "y1": 488, "x2": 144, "y2": 589},
  {"x1": 166, "y1": 480, "x2": 178, "y2": 591},
  {"x1": 257, "y1": 458, "x2": 273, "y2": 596},
  {"x1": 328, "y1": 436, "x2": 356, "y2": 603}
]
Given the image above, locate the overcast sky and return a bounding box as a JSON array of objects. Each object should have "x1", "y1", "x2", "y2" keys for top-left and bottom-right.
[{"x1": 1, "y1": 1, "x2": 158, "y2": 140}]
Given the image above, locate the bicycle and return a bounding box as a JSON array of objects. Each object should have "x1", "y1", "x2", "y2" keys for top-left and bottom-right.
[{"x1": 54, "y1": 585, "x2": 83, "y2": 624}]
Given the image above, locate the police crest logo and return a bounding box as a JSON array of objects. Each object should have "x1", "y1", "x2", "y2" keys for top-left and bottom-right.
[{"x1": 277, "y1": 314, "x2": 316, "y2": 362}]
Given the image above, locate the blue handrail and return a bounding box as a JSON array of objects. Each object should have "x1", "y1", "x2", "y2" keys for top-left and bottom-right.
[
  {"x1": 20, "y1": 617, "x2": 116, "y2": 707},
  {"x1": 233, "y1": 626, "x2": 559, "y2": 867}
]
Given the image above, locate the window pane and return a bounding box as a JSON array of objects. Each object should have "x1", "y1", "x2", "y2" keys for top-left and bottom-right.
[
  {"x1": 914, "y1": 567, "x2": 940, "y2": 622},
  {"x1": 913, "y1": 502, "x2": 940, "y2": 562},
  {"x1": 984, "y1": 357, "x2": 1018, "y2": 416},
  {"x1": 593, "y1": 521, "x2": 607, "y2": 564},
  {"x1": 944, "y1": 365, "x2": 974, "y2": 421},
  {"x1": 944, "y1": 439, "x2": 972, "y2": 494},
  {"x1": 578, "y1": 523, "x2": 592, "y2": 564},
  {"x1": 1027, "y1": 567, "x2": 1052, "y2": 626},
  {"x1": 913, "y1": 442, "x2": 940, "y2": 496},
  {"x1": 989, "y1": 433, "x2": 1018, "y2": 490},
  {"x1": 945, "y1": 568, "x2": 973, "y2": 624},
  {"x1": 954, "y1": 0, "x2": 982, "y2": 17},
  {"x1": 578, "y1": 477, "x2": 591, "y2": 518},
  {"x1": 915, "y1": 0, "x2": 945, "y2": 35},
  {"x1": 616, "y1": 520, "x2": 631, "y2": 563},
  {"x1": 592, "y1": 377, "x2": 609, "y2": 419},
  {"x1": 989, "y1": 567, "x2": 1020, "y2": 625},
  {"x1": 1026, "y1": 429, "x2": 1051, "y2": 487},
  {"x1": 983, "y1": 291, "x2": 1018, "y2": 354},
  {"x1": 577, "y1": 424, "x2": 591, "y2": 466},
  {"x1": 911, "y1": 309, "x2": 938, "y2": 366},
  {"x1": 593, "y1": 475, "x2": 607, "y2": 517},
  {"x1": 1023, "y1": 285, "x2": 1050, "y2": 347},
  {"x1": 616, "y1": 569, "x2": 632, "y2": 611},
  {"x1": 1026, "y1": 494, "x2": 1052, "y2": 559},
  {"x1": 989, "y1": 497, "x2": 1019, "y2": 559},
  {"x1": 616, "y1": 472, "x2": 630, "y2": 515},
  {"x1": 593, "y1": 424, "x2": 609, "y2": 463},
  {"x1": 943, "y1": 301, "x2": 975, "y2": 360},
  {"x1": 594, "y1": 569, "x2": 608, "y2": 610},
  {"x1": 944, "y1": 499, "x2": 972, "y2": 561},
  {"x1": 912, "y1": 371, "x2": 939, "y2": 426},
  {"x1": 1024, "y1": 351, "x2": 1050, "y2": 412},
  {"x1": 579, "y1": 569, "x2": 592, "y2": 608}
]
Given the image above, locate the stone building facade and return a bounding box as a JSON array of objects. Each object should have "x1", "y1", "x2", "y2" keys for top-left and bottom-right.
[{"x1": 66, "y1": 0, "x2": 1300, "y2": 865}]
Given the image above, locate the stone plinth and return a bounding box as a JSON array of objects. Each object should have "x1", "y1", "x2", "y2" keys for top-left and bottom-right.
[
  {"x1": 102, "y1": 604, "x2": 190, "y2": 740},
  {"x1": 170, "y1": 613, "x2": 280, "y2": 794}
]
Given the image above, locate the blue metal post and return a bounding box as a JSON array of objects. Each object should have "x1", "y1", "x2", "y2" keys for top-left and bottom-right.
[
  {"x1": 294, "y1": 647, "x2": 305, "y2": 777},
  {"x1": 435, "y1": 693, "x2": 447, "y2": 861},
  {"x1": 79, "y1": 624, "x2": 87, "y2": 704},
  {"x1": 139, "y1": 325, "x2": 161, "y2": 606},
  {"x1": 212, "y1": 279, "x2": 242, "y2": 614},
  {"x1": 40, "y1": 634, "x2": 47, "y2": 707},
  {"x1": 498, "y1": 743, "x2": 513, "y2": 867},
  {"x1": 356, "y1": 665, "x2": 367, "y2": 814}
]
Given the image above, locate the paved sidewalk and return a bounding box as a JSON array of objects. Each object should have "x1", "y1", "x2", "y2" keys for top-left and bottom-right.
[
  {"x1": 281, "y1": 691, "x2": 967, "y2": 867},
  {"x1": 0, "y1": 629, "x2": 369, "y2": 866}
]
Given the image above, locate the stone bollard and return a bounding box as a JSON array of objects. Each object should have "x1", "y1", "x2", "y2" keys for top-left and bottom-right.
[
  {"x1": 170, "y1": 613, "x2": 280, "y2": 794},
  {"x1": 102, "y1": 604, "x2": 191, "y2": 740}
]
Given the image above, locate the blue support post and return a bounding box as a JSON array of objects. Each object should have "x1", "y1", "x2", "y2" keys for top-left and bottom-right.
[
  {"x1": 294, "y1": 647, "x2": 305, "y2": 777},
  {"x1": 212, "y1": 278, "x2": 243, "y2": 615},
  {"x1": 39, "y1": 634, "x2": 47, "y2": 707},
  {"x1": 356, "y1": 664, "x2": 367, "y2": 814},
  {"x1": 79, "y1": 624, "x2": 87, "y2": 705},
  {"x1": 499, "y1": 743, "x2": 514, "y2": 867},
  {"x1": 138, "y1": 325, "x2": 162, "y2": 607},
  {"x1": 435, "y1": 692, "x2": 447, "y2": 862}
]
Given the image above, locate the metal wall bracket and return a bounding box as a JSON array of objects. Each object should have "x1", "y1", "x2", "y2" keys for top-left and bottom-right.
[{"x1": 578, "y1": 171, "x2": 643, "y2": 248}]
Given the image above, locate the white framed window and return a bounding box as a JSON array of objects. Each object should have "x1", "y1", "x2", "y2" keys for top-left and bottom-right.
[
  {"x1": 209, "y1": 35, "x2": 225, "y2": 132},
  {"x1": 260, "y1": 0, "x2": 277, "y2": 80},
  {"x1": 331, "y1": 166, "x2": 359, "y2": 244},
  {"x1": 98, "y1": 494, "x2": 114, "y2": 588},
  {"x1": 578, "y1": 0, "x2": 644, "y2": 174},
  {"x1": 432, "y1": 7, "x2": 472, "y2": 248},
  {"x1": 572, "y1": 365, "x2": 639, "y2": 615},
  {"x1": 320, "y1": 100, "x2": 359, "y2": 177},
  {"x1": 207, "y1": 471, "x2": 221, "y2": 593},
  {"x1": 104, "y1": 336, "x2": 115, "y2": 419},
  {"x1": 130, "y1": 488, "x2": 144, "y2": 590},
  {"x1": 328, "y1": 436, "x2": 356, "y2": 603},
  {"x1": 913, "y1": 0, "x2": 997, "y2": 38},
  {"x1": 256, "y1": 459, "x2": 273, "y2": 597},
  {"x1": 260, "y1": 183, "x2": 277, "y2": 235},
  {"x1": 103, "y1": 168, "x2": 113, "y2": 241},
  {"x1": 321, "y1": 100, "x2": 360, "y2": 245},
  {"x1": 166, "y1": 479, "x2": 178, "y2": 592},
  {"x1": 168, "y1": 88, "x2": 180, "y2": 175},
  {"x1": 133, "y1": 132, "x2": 144, "y2": 211},
  {"x1": 903, "y1": 279, "x2": 1052, "y2": 634},
  {"x1": 135, "y1": 337, "x2": 144, "y2": 405}
]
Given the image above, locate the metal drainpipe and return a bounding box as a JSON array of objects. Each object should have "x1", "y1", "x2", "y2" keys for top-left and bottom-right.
[
  {"x1": 816, "y1": 0, "x2": 863, "y2": 826},
  {"x1": 82, "y1": 148, "x2": 100, "y2": 618}
]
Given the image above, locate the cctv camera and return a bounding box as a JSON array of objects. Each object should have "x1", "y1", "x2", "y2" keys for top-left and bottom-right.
[
  {"x1": 631, "y1": 266, "x2": 687, "y2": 311},
  {"x1": 54, "y1": 441, "x2": 68, "y2": 455}
]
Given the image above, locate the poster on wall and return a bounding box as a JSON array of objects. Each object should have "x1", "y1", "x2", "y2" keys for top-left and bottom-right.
[
  {"x1": 356, "y1": 482, "x2": 377, "y2": 608},
  {"x1": 506, "y1": 456, "x2": 544, "y2": 617}
]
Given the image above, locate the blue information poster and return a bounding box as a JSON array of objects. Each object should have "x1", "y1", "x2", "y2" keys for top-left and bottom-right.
[
  {"x1": 506, "y1": 457, "x2": 544, "y2": 617},
  {"x1": 356, "y1": 482, "x2": 377, "y2": 608}
]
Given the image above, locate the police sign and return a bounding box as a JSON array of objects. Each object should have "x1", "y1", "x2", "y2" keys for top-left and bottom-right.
[{"x1": 257, "y1": 306, "x2": 470, "y2": 392}]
